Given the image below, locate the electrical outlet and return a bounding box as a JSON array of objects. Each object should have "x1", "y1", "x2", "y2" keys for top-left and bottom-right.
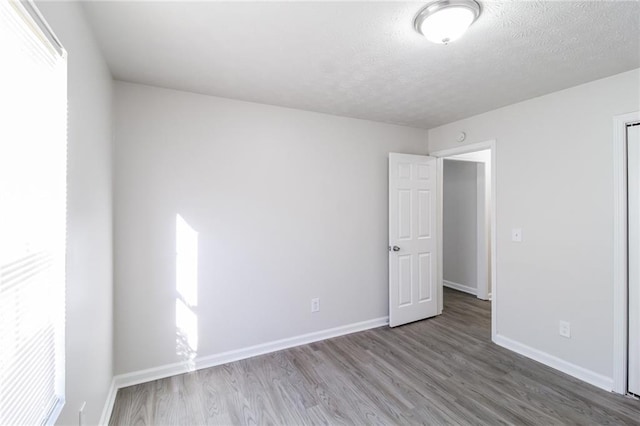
[
  {"x1": 559, "y1": 321, "x2": 571, "y2": 338},
  {"x1": 311, "y1": 298, "x2": 320, "y2": 313}
]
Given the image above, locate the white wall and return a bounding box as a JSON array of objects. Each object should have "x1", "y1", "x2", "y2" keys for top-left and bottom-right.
[
  {"x1": 113, "y1": 81, "x2": 427, "y2": 375},
  {"x1": 429, "y1": 69, "x2": 640, "y2": 381},
  {"x1": 443, "y1": 160, "x2": 478, "y2": 291},
  {"x1": 36, "y1": 3, "x2": 114, "y2": 425}
]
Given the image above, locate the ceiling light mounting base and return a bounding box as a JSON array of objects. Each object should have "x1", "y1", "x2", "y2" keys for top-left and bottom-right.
[{"x1": 414, "y1": 0, "x2": 481, "y2": 44}]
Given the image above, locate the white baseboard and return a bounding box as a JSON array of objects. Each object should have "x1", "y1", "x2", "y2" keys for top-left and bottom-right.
[
  {"x1": 443, "y1": 280, "x2": 477, "y2": 296},
  {"x1": 99, "y1": 378, "x2": 117, "y2": 426},
  {"x1": 493, "y1": 334, "x2": 614, "y2": 392},
  {"x1": 112, "y1": 316, "x2": 389, "y2": 390}
]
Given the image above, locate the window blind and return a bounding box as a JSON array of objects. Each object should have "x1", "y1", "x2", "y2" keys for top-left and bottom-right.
[{"x1": 0, "y1": 1, "x2": 67, "y2": 425}]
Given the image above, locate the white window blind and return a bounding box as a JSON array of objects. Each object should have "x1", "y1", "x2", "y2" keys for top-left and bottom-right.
[{"x1": 0, "y1": 1, "x2": 67, "y2": 425}]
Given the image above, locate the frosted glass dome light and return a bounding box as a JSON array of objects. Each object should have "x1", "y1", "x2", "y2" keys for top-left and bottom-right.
[{"x1": 415, "y1": 0, "x2": 481, "y2": 44}]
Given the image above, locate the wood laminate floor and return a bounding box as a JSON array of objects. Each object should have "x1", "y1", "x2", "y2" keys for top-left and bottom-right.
[{"x1": 109, "y1": 288, "x2": 640, "y2": 425}]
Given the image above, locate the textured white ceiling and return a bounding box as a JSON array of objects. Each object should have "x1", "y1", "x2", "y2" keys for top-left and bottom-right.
[{"x1": 81, "y1": 1, "x2": 640, "y2": 129}]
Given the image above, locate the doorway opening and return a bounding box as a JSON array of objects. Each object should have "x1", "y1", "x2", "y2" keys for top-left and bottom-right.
[
  {"x1": 431, "y1": 141, "x2": 497, "y2": 341},
  {"x1": 442, "y1": 150, "x2": 491, "y2": 301}
]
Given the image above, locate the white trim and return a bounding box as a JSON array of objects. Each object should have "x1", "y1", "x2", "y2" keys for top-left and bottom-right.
[
  {"x1": 494, "y1": 334, "x2": 614, "y2": 392},
  {"x1": 112, "y1": 316, "x2": 388, "y2": 389},
  {"x1": 99, "y1": 379, "x2": 117, "y2": 426},
  {"x1": 45, "y1": 398, "x2": 64, "y2": 426},
  {"x1": 436, "y1": 158, "x2": 444, "y2": 315},
  {"x1": 430, "y1": 140, "x2": 497, "y2": 342},
  {"x1": 443, "y1": 280, "x2": 477, "y2": 296},
  {"x1": 442, "y1": 157, "x2": 480, "y2": 163},
  {"x1": 430, "y1": 141, "x2": 495, "y2": 158},
  {"x1": 613, "y1": 111, "x2": 640, "y2": 394},
  {"x1": 476, "y1": 161, "x2": 490, "y2": 300},
  {"x1": 18, "y1": 0, "x2": 65, "y2": 56}
]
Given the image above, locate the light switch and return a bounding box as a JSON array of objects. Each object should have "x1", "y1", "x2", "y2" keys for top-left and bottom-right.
[{"x1": 512, "y1": 228, "x2": 522, "y2": 242}]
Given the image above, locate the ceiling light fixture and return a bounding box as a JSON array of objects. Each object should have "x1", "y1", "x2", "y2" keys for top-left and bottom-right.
[{"x1": 414, "y1": 0, "x2": 481, "y2": 44}]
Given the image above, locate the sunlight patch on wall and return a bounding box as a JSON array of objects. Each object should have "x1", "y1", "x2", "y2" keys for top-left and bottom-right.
[{"x1": 175, "y1": 214, "x2": 198, "y2": 369}]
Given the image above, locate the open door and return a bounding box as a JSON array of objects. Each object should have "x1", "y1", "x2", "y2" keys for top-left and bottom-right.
[{"x1": 389, "y1": 153, "x2": 439, "y2": 327}]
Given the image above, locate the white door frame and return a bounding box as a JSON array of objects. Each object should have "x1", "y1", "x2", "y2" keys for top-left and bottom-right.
[
  {"x1": 430, "y1": 140, "x2": 497, "y2": 341},
  {"x1": 613, "y1": 111, "x2": 640, "y2": 394}
]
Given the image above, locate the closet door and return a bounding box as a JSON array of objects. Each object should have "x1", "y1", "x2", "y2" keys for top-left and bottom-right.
[{"x1": 629, "y1": 123, "x2": 640, "y2": 396}]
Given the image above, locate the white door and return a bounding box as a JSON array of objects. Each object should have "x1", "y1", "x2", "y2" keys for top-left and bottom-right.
[
  {"x1": 389, "y1": 153, "x2": 438, "y2": 327},
  {"x1": 629, "y1": 123, "x2": 640, "y2": 395}
]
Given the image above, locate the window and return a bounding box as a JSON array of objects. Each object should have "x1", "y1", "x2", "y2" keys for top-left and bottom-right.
[{"x1": 0, "y1": 1, "x2": 67, "y2": 424}]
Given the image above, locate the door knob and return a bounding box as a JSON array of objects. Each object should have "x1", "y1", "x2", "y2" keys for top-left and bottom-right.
[{"x1": 392, "y1": 246, "x2": 400, "y2": 252}]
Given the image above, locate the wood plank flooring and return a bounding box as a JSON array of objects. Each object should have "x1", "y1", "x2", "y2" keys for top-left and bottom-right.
[{"x1": 109, "y1": 288, "x2": 640, "y2": 425}]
